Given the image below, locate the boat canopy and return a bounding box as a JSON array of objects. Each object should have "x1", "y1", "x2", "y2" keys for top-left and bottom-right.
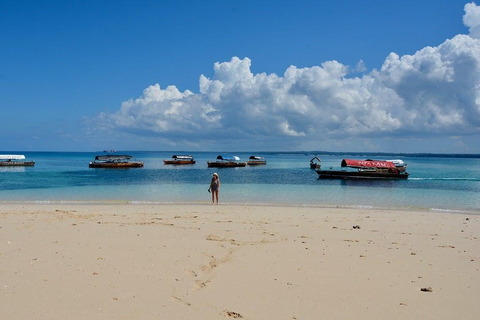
[
  {"x1": 94, "y1": 155, "x2": 133, "y2": 161},
  {"x1": 216, "y1": 155, "x2": 240, "y2": 161},
  {"x1": 172, "y1": 155, "x2": 194, "y2": 160},
  {"x1": 386, "y1": 159, "x2": 406, "y2": 167},
  {"x1": 341, "y1": 159, "x2": 396, "y2": 169},
  {"x1": 0, "y1": 155, "x2": 26, "y2": 160},
  {"x1": 249, "y1": 156, "x2": 265, "y2": 160}
]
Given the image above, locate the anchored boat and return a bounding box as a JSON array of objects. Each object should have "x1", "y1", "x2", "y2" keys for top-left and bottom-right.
[
  {"x1": 247, "y1": 156, "x2": 267, "y2": 165},
  {"x1": 316, "y1": 159, "x2": 409, "y2": 179},
  {"x1": 163, "y1": 155, "x2": 196, "y2": 165},
  {"x1": 0, "y1": 155, "x2": 35, "y2": 166},
  {"x1": 89, "y1": 155, "x2": 144, "y2": 168},
  {"x1": 207, "y1": 155, "x2": 246, "y2": 168}
]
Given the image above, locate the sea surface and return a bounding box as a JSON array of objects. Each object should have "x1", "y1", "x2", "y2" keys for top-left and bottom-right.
[{"x1": 1, "y1": 151, "x2": 479, "y2": 213}]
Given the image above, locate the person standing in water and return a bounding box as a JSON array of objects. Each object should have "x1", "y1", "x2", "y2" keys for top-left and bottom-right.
[{"x1": 208, "y1": 173, "x2": 220, "y2": 205}]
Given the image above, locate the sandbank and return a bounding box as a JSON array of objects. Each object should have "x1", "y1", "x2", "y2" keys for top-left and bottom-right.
[{"x1": 1, "y1": 204, "x2": 479, "y2": 319}]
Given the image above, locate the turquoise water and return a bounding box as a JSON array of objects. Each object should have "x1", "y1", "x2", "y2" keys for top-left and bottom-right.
[{"x1": 1, "y1": 151, "x2": 479, "y2": 212}]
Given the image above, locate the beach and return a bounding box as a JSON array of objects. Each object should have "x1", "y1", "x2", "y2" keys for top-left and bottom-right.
[{"x1": 1, "y1": 204, "x2": 479, "y2": 320}]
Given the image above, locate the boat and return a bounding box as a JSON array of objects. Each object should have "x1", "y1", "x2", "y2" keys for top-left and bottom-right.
[
  {"x1": 310, "y1": 157, "x2": 321, "y2": 169},
  {"x1": 207, "y1": 155, "x2": 246, "y2": 167},
  {"x1": 316, "y1": 159, "x2": 409, "y2": 179},
  {"x1": 247, "y1": 156, "x2": 267, "y2": 165},
  {"x1": 0, "y1": 155, "x2": 35, "y2": 166},
  {"x1": 163, "y1": 155, "x2": 196, "y2": 165},
  {"x1": 386, "y1": 159, "x2": 407, "y2": 172},
  {"x1": 89, "y1": 154, "x2": 144, "y2": 168}
]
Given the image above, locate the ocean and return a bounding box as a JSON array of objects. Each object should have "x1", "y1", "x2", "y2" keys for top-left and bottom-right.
[{"x1": 1, "y1": 151, "x2": 479, "y2": 213}]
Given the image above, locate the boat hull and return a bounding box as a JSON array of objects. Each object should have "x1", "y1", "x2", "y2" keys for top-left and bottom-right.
[
  {"x1": 89, "y1": 162, "x2": 144, "y2": 168},
  {"x1": 316, "y1": 169, "x2": 409, "y2": 180},
  {"x1": 247, "y1": 161, "x2": 266, "y2": 165},
  {"x1": 207, "y1": 161, "x2": 246, "y2": 168},
  {"x1": 163, "y1": 160, "x2": 196, "y2": 165},
  {"x1": 0, "y1": 161, "x2": 35, "y2": 166}
]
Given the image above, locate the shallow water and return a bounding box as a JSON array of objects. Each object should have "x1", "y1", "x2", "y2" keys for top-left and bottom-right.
[{"x1": 1, "y1": 151, "x2": 479, "y2": 212}]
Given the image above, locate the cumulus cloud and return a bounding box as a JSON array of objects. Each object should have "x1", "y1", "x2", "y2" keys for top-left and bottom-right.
[
  {"x1": 464, "y1": 2, "x2": 480, "y2": 38},
  {"x1": 95, "y1": 3, "x2": 480, "y2": 151}
]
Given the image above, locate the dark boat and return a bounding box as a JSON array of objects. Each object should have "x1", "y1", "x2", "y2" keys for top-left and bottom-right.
[
  {"x1": 316, "y1": 159, "x2": 409, "y2": 180},
  {"x1": 163, "y1": 155, "x2": 196, "y2": 165},
  {"x1": 89, "y1": 155, "x2": 144, "y2": 168},
  {"x1": 0, "y1": 155, "x2": 35, "y2": 166},
  {"x1": 207, "y1": 155, "x2": 246, "y2": 168},
  {"x1": 310, "y1": 157, "x2": 321, "y2": 169},
  {"x1": 247, "y1": 156, "x2": 267, "y2": 165}
]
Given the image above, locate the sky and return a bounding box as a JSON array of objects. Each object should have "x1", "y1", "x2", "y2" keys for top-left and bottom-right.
[{"x1": 1, "y1": 0, "x2": 479, "y2": 153}]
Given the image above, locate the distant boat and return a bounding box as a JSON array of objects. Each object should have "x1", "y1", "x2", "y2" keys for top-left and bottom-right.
[
  {"x1": 163, "y1": 155, "x2": 196, "y2": 165},
  {"x1": 103, "y1": 149, "x2": 116, "y2": 153},
  {"x1": 89, "y1": 154, "x2": 143, "y2": 168},
  {"x1": 207, "y1": 155, "x2": 246, "y2": 167},
  {"x1": 247, "y1": 156, "x2": 267, "y2": 165},
  {"x1": 316, "y1": 159, "x2": 409, "y2": 179},
  {"x1": 0, "y1": 155, "x2": 35, "y2": 166}
]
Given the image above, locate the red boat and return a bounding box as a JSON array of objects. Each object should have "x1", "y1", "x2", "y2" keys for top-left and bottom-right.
[{"x1": 316, "y1": 159, "x2": 409, "y2": 180}]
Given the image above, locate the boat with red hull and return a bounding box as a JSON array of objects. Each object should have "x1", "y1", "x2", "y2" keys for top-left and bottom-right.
[{"x1": 316, "y1": 159, "x2": 409, "y2": 180}]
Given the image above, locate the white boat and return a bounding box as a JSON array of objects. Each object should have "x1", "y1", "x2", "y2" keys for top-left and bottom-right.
[
  {"x1": 207, "y1": 155, "x2": 246, "y2": 167},
  {"x1": 0, "y1": 155, "x2": 35, "y2": 166},
  {"x1": 163, "y1": 155, "x2": 196, "y2": 165},
  {"x1": 247, "y1": 156, "x2": 267, "y2": 165}
]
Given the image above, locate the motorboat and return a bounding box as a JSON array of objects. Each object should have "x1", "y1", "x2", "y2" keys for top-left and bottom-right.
[
  {"x1": 0, "y1": 155, "x2": 35, "y2": 166},
  {"x1": 316, "y1": 159, "x2": 409, "y2": 179},
  {"x1": 207, "y1": 155, "x2": 246, "y2": 167},
  {"x1": 163, "y1": 155, "x2": 196, "y2": 165},
  {"x1": 89, "y1": 154, "x2": 144, "y2": 168},
  {"x1": 247, "y1": 156, "x2": 267, "y2": 165}
]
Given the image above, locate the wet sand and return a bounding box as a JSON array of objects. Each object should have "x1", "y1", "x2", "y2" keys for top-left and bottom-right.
[{"x1": 1, "y1": 204, "x2": 479, "y2": 319}]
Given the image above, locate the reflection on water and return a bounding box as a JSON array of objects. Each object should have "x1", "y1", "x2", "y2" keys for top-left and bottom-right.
[{"x1": 0, "y1": 166, "x2": 26, "y2": 173}]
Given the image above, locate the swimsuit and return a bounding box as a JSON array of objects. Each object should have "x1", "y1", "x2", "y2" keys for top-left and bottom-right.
[{"x1": 211, "y1": 179, "x2": 218, "y2": 191}]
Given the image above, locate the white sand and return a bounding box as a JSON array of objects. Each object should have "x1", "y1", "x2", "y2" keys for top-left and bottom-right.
[{"x1": 1, "y1": 204, "x2": 479, "y2": 319}]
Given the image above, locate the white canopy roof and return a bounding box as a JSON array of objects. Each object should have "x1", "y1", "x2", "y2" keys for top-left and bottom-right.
[{"x1": 0, "y1": 155, "x2": 26, "y2": 160}]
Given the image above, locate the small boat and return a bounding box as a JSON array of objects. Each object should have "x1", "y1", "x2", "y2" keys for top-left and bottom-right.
[
  {"x1": 0, "y1": 155, "x2": 35, "y2": 166},
  {"x1": 89, "y1": 154, "x2": 144, "y2": 168},
  {"x1": 207, "y1": 155, "x2": 246, "y2": 167},
  {"x1": 310, "y1": 157, "x2": 321, "y2": 169},
  {"x1": 163, "y1": 155, "x2": 196, "y2": 165},
  {"x1": 316, "y1": 159, "x2": 409, "y2": 179},
  {"x1": 247, "y1": 156, "x2": 267, "y2": 165}
]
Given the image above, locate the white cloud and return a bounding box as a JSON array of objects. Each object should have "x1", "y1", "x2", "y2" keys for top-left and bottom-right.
[
  {"x1": 464, "y1": 2, "x2": 480, "y2": 39},
  {"x1": 94, "y1": 4, "x2": 480, "y2": 152}
]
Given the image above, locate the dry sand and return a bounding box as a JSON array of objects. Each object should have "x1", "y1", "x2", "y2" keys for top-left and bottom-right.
[{"x1": 0, "y1": 204, "x2": 479, "y2": 320}]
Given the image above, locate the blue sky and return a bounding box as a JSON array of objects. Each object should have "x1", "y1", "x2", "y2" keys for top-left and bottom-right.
[{"x1": 1, "y1": 1, "x2": 479, "y2": 153}]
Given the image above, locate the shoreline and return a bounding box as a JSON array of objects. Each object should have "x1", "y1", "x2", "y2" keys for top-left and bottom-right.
[
  {"x1": 1, "y1": 200, "x2": 479, "y2": 215},
  {"x1": 1, "y1": 204, "x2": 479, "y2": 319}
]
